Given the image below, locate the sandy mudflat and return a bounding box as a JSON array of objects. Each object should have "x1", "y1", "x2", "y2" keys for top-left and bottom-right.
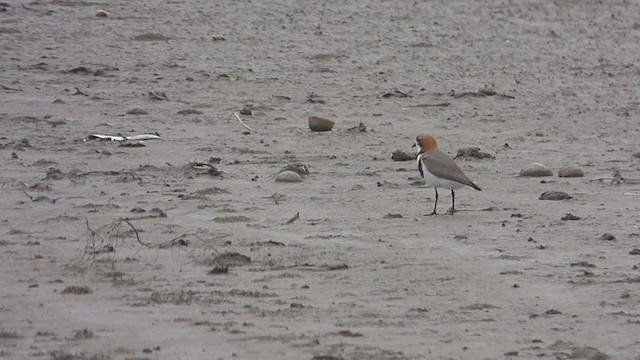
[{"x1": 1, "y1": 0, "x2": 640, "y2": 359}]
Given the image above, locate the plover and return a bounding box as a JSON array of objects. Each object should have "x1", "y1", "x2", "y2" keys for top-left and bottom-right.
[{"x1": 415, "y1": 133, "x2": 481, "y2": 215}]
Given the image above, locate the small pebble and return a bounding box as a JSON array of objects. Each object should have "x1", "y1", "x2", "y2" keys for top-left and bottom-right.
[
  {"x1": 599, "y1": 233, "x2": 616, "y2": 241},
  {"x1": 520, "y1": 162, "x2": 553, "y2": 177},
  {"x1": 539, "y1": 191, "x2": 572, "y2": 200},
  {"x1": 149, "y1": 208, "x2": 167, "y2": 217},
  {"x1": 95, "y1": 9, "x2": 109, "y2": 17},
  {"x1": 126, "y1": 108, "x2": 148, "y2": 115},
  {"x1": 558, "y1": 164, "x2": 584, "y2": 177},
  {"x1": 632, "y1": 151, "x2": 640, "y2": 159},
  {"x1": 29, "y1": 182, "x2": 51, "y2": 191},
  {"x1": 275, "y1": 170, "x2": 302, "y2": 183},
  {"x1": 45, "y1": 168, "x2": 64, "y2": 180},
  {"x1": 561, "y1": 213, "x2": 581, "y2": 221}
]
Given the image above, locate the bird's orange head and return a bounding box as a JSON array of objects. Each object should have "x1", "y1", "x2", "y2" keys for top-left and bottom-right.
[{"x1": 415, "y1": 133, "x2": 438, "y2": 153}]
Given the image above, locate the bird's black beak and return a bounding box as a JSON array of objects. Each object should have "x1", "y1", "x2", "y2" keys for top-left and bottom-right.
[{"x1": 411, "y1": 143, "x2": 416, "y2": 148}]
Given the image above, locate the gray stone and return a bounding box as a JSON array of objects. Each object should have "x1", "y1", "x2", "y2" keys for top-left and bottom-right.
[
  {"x1": 558, "y1": 164, "x2": 584, "y2": 177},
  {"x1": 126, "y1": 108, "x2": 148, "y2": 115},
  {"x1": 276, "y1": 170, "x2": 302, "y2": 183},
  {"x1": 599, "y1": 233, "x2": 616, "y2": 241},
  {"x1": 539, "y1": 191, "x2": 572, "y2": 200},
  {"x1": 520, "y1": 162, "x2": 553, "y2": 177},
  {"x1": 391, "y1": 150, "x2": 414, "y2": 161}
]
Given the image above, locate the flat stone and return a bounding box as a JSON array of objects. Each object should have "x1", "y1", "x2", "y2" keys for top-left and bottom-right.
[
  {"x1": 558, "y1": 164, "x2": 584, "y2": 177},
  {"x1": 520, "y1": 162, "x2": 553, "y2": 177},
  {"x1": 126, "y1": 108, "x2": 148, "y2": 115},
  {"x1": 383, "y1": 213, "x2": 403, "y2": 219},
  {"x1": 213, "y1": 215, "x2": 251, "y2": 223},
  {"x1": 276, "y1": 170, "x2": 302, "y2": 183},
  {"x1": 539, "y1": 191, "x2": 572, "y2": 200}
]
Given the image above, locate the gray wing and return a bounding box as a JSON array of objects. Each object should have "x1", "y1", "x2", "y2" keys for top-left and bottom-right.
[{"x1": 423, "y1": 150, "x2": 481, "y2": 191}]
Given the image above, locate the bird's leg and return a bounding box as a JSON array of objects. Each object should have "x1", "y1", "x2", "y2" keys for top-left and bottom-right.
[
  {"x1": 426, "y1": 188, "x2": 438, "y2": 216},
  {"x1": 447, "y1": 190, "x2": 456, "y2": 215}
]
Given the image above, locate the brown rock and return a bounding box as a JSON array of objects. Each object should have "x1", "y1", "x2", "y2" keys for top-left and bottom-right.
[{"x1": 308, "y1": 116, "x2": 335, "y2": 132}]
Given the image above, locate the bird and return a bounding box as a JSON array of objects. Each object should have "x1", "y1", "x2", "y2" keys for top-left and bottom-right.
[{"x1": 414, "y1": 133, "x2": 481, "y2": 215}]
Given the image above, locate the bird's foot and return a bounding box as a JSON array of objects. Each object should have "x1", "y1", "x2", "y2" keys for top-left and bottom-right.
[
  {"x1": 447, "y1": 207, "x2": 457, "y2": 215},
  {"x1": 424, "y1": 211, "x2": 437, "y2": 216}
]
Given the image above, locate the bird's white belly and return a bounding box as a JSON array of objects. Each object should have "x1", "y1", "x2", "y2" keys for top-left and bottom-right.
[{"x1": 420, "y1": 161, "x2": 465, "y2": 190}]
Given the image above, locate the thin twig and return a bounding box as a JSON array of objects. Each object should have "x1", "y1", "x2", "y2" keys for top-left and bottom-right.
[
  {"x1": 120, "y1": 218, "x2": 154, "y2": 248},
  {"x1": 0, "y1": 84, "x2": 22, "y2": 92},
  {"x1": 73, "y1": 87, "x2": 89, "y2": 96},
  {"x1": 286, "y1": 211, "x2": 300, "y2": 224},
  {"x1": 451, "y1": 89, "x2": 515, "y2": 99},
  {"x1": 78, "y1": 218, "x2": 115, "y2": 267},
  {"x1": 122, "y1": 218, "x2": 220, "y2": 252},
  {"x1": 73, "y1": 218, "x2": 221, "y2": 268},
  {"x1": 588, "y1": 177, "x2": 627, "y2": 185},
  {"x1": 233, "y1": 112, "x2": 257, "y2": 133},
  {"x1": 408, "y1": 102, "x2": 450, "y2": 107},
  {"x1": 22, "y1": 190, "x2": 34, "y2": 202}
]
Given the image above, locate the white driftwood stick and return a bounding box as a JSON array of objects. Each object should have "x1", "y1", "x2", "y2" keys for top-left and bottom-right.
[{"x1": 233, "y1": 112, "x2": 256, "y2": 133}]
